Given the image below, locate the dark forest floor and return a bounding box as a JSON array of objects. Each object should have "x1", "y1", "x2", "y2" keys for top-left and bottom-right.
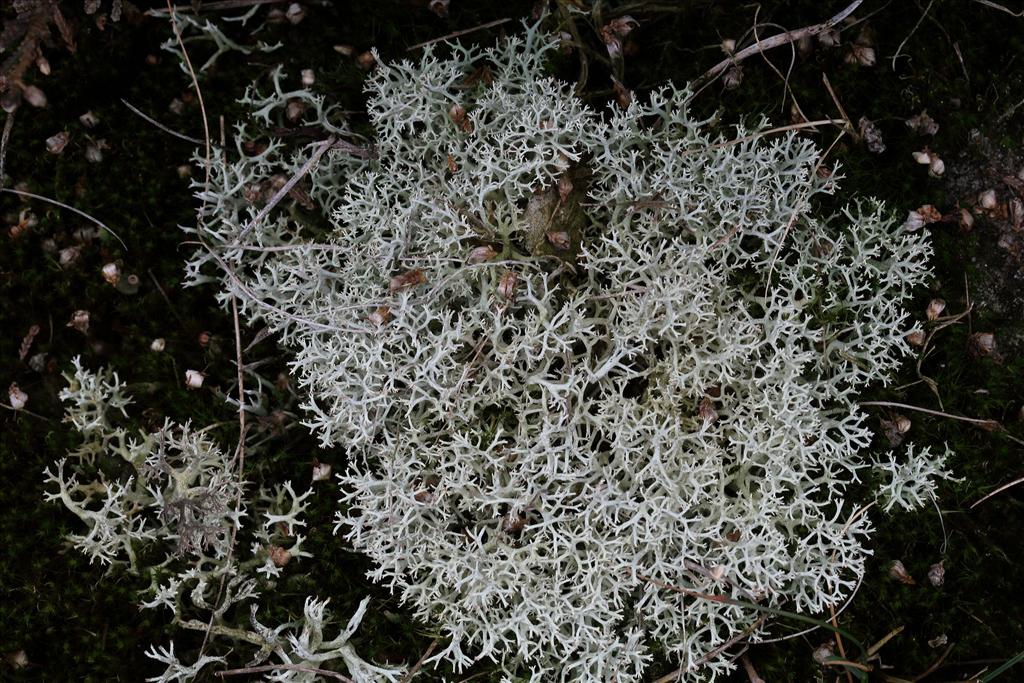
[{"x1": 1, "y1": 1, "x2": 1022, "y2": 681}]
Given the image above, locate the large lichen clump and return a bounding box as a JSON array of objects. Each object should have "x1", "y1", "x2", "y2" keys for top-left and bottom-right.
[{"x1": 188, "y1": 25, "x2": 942, "y2": 681}]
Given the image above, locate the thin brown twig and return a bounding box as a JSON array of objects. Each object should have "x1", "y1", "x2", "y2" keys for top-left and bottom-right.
[
  {"x1": 216, "y1": 663, "x2": 354, "y2": 682},
  {"x1": 400, "y1": 638, "x2": 440, "y2": 683},
  {"x1": 913, "y1": 641, "x2": 955, "y2": 681},
  {"x1": 0, "y1": 188, "x2": 127, "y2": 249},
  {"x1": 233, "y1": 136, "x2": 336, "y2": 245},
  {"x1": 970, "y1": 475, "x2": 1024, "y2": 509},
  {"x1": 831, "y1": 605, "x2": 855, "y2": 683},
  {"x1": 652, "y1": 616, "x2": 769, "y2": 683},
  {"x1": 858, "y1": 401, "x2": 1002, "y2": 428},
  {"x1": 555, "y1": 0, "x2": 589, "y2": 93},
  {"x1": 155, "y1": 0, "x2": 287, "y2": 13},
  {"x1": 695, "y1": 1, "x2": 863, "y2": 89},
  {"x1": 970, "y1": 0, "x2": 1024, "y2": 17},
  {"x1": 406, "y1": 17, "x2": 511, "y2": 51},
  {"x1": 0, "y1": 111, "x2": 14, "y2": 187},
  {"x1": 121, "y1": 98, "x2": 202, "y2": 144},
  {"x1": 166, "y1": 0, "x2": 212, "y2": 197}
]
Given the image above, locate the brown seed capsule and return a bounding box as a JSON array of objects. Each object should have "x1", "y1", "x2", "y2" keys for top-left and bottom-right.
[
  {"x1": 368, "y1": 306, "x2": 392, "y2": 326},
  {"x1": 8, "y1": 383, "x2": 28, "y2": 410},
  {"x1": 59, "y1": 246, "x2": 82, "y2": 268},
  {"x1": 389, "y1": 269, "x2": 426, "y2": 293},
  {"x1": 888, "y1": 559, "x2": 916, "y2": 585},
  {"x1": 546, "y1": 231, "x2": 571, "y2": 251},
  {"x1": 906, "y1": 330, "x2": 926, "y2": 347},
  {"x1": 698, "y1": 396, "x2": 717, "y2": 424},
  {"x1": 467, "y1": 245, "x2": 498, "y2": 265},
  {"x1": 67, "y1": 309, "x2": 90, "y2": 334},
  {"x1": 959, "y1": 207, "x2": 974, "y2": 231},
  {"x1": 312, "y1": 461, "x2": 332, "y2": 482},
  {"x1": 927, "y1": 561, "x2": 945, "y2": 587},
  {"x1": 102, "y1": 262, "x2": 121, "y2": 285},
  {"x1": 497, "y1": 269, "x2": 518, "y2": 301},
  {"x1": 185, "y1": 369, "x2": 205, "y2": 389},
  {"x1": 979, "y1": 189, "x2": 998, "y2": 210},
  {"x1": 968, "y1": 332, "x2": 996, "y2": 358},
  {"x1": 285, "y1": 2, "x2": 305, "y2": 24},
  {"x1": 812, "y1": 643, "x2": 835, "y2": 665},
  {"x1": 268, "y1": 544, "x2": 292, "y2": 567},
  {"x1": 429, "y1": 0, "x2": 449, "y2": 17},
  {"x1": 356, "y1": 51, "x2": 377, "y2": 71},
  {"x1": 557, "y1": 175, "x2": 574, "y2": 202},
  {"x1": 36, "y1": 55, "x2": 51, "y2": 76},
  {"x1": 46, "y1": 131, "x2": 70, "y2": 155},
  {"x1": 926, "y1": 298, "x2": 946, "y2": 321},
  {"x1": 285, "y1": 99, "x2": 307, "y2": 123},
  {"x1": 23, "y1": 85, "x2": 47, "y2": 108}
]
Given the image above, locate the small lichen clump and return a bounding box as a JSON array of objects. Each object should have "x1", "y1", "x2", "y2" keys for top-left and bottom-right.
[
  {"x1": 46, "y1": 359, "x2": 402, "y2": 683},
  {"x1": 189, "y1": 25, "x2": 947, "y2": 681}
]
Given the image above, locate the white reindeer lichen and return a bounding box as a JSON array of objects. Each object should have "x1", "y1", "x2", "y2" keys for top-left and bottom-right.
[{"x1": 187, "y1": 24, "x2": 948, "y2": 681}]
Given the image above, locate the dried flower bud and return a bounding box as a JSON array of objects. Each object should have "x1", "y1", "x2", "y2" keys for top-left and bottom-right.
[
  {"x1": 907, "y1": 110, "x2": 939, "y2": 136},
  {"x1": 812, "y1": 643, "x2": 834, "y2": 664},
  {"x1": 150, "y1": 338, "x2": 166, "y2": 352},
  {"x1": 67, "y1": 309, "x2": 90, "y2": 334},
  {"x1": 23, "y1": 85, "x2": 47, "y2": 108},
  {"x1": 448, "y1": 103, "x2": 473, "y2": 132},
  {"x1": 546, "y1": 230, "x2": 571, "y2": 251},
  {"x1": 467, "y1": 245, "x2": 498, "y2": 264},
  {"x1": 268, "y1": 544, "x2": 292, "y2": 566},
  {"x1": 368, "y1": 306, "x2": 392, "y2": 326},
  {"x1": 389, "y1": 269, "x2": 426, "y2": 293},
  {"x1": 720, "y1": 38, "x2": 736, "y2": 55},
  {"x1": 197, "y1": 331, "x2": 212, "y2": 348},
  {"x1": 301, "y1": 68, "x2": 315, "y2": 86},
  {"x1": 185, "y1": 369, "x2": 205, "y2": 389},
  {"x1": 429, "y1": 0, "x2": 449, "y2": 17},
  {"x1": 906, "y1": 330, "x2": 926, "y2": 346},
  {"x1": 858, "y1": 117, "x2": 885, "y2": 154},
  {"x1": 888, "y1": 559, "x2": 915, "y2": 585},
  {"x1": 928, "y1": 156, "x2": 945, "y2": 177},
  {"x1": 927, "y1": 561, "x2": 945, "y2": 587},
  {"x1": 912, "y1": 150, "x2": 932, "y2": 165},
  {"x1": 8, "y1": 383, "x2": 28, "y2": 410},
  {"x1": 102, "y1": 262, "x2": 120, "y2": 285},
  {"x1": 926, "y1": 298, "x2": 946, "y2": 321},
  {"x1": 36, "y1": 55, "x2": 51, "y2": 76},
  {"x1": 46, "y1": 131, "x2": 70, "y2": 155},
  {"x1": 497, "y1": 269, "x2": 518, "y2": 301},
  {"x1": 312, "y1": 461, "x2": 332, "y2": 482},
  {"x1": 978, "y1": 189, "x2": 997, "y2": 210},
  {"x1": 79, "y1": 111, "x2": 99, "y2": 128}
]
